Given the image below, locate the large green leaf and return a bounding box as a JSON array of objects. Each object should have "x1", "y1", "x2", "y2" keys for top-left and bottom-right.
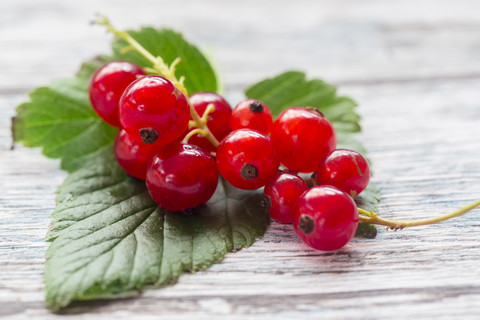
[
  {"x1": 13, "y1": 27, "x2": 270, "y2": 310},
  {"x1": 45, "y1": 148, "x2": 268, "y2": 310}
]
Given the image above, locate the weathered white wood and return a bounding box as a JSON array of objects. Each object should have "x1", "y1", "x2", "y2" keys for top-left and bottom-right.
[{"x1": 1, "y1": 0, "x2": 480, "y2": 319}]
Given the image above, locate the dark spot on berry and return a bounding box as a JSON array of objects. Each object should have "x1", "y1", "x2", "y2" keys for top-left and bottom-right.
[
  {"x1": 306, "y1": 107, "x2": 324, "y2": 117},
  {"x1": 140, "y1": 128, "x2": 158, "y2": 144},
  {"x1": 240, "y1": 164, "x2": 258, "y2": 179},
  {"x1": 298, "y1": 214, "x2": 314, "y2": 234},
  {"x1": 261, "y1": 195, "x2": 272, "y2": 210},
  {"x1": 249, "y1": 101, "x2": 264, "y2": 113}
]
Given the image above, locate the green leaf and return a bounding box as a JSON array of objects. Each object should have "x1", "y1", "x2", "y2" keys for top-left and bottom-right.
[
  {"x1": 245, "y1": 71, "x2": 380, "y2": 237},
  {"x1": 354, "y1": 183, "x2": 381, "y2": 239},
  {"x1": 14, "y1": 77, "x2": 118, "y2": 172},
  {"x1": 354, "y1": 222, "x2": 378, "y2": 239},
  {"x1": 14, "y1": 26, "x2": 219, "y2": 171},
  {"x1": 13, "y1": 27, "x2": 264, "y2": 310},
  {"x1": 45, "y1": 148, "x2": 269, "y2": 310},
  {"x1": 245, "y1": 71, "x2": 360, "y2": 134},
  {"x1": 75, "y1": 55, "x2": 113, "y2": 80},
  {"x1": 112, "y1": 27, "x2": 218, "y2": 94}
]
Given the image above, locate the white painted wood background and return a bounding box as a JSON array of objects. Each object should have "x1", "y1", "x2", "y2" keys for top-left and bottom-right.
[{"x1": 1, "y1": 0, "x2": 480, "y2": 319}]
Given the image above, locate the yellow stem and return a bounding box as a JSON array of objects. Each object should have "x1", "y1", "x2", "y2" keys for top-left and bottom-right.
[
  {"x1": 182, "y1": 128, "x2": 205, "y2": 144},
  {"x1": 358, "y1": 199, "x2": 480, "y2": 230},
  {"x1": 185, "y1": 102, "x2": 219, "y2": 148},
  {"x1": 95, "y1": 15, "x2": 219, "y2": 148}
]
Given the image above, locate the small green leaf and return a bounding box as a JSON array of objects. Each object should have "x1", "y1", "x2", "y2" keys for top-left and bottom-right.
[
  {"x1": 354, "y1": 182, "x2": 380, "y2": 214},
  {"x1": 354, "y1": 183, "x2": 381, "y2": 239},
  {"x1": 246, "y1": 71, "x2": 379, "y2": 236},
  {"x1": 75, "y1": 55, "x2": 113, "y2": 80},
  {"x1": 14, "y1": 77, "x2": 117, "y2": 172},
  {"x1": 245, "y1": 71, "x2": 360, "y2": 133},
  {"x1": 45, "y1": 147, "x2": 269, "y2": 310},
  {"x1": 112, "y1": 27, "x2": 218, "y2": 94},
  {"x1": 354, "y1": 222, "x2": 378, "y2": 239}
]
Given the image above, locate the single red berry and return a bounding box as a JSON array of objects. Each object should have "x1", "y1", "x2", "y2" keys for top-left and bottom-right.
[
  {"x1": 263, "y1": 173, "x2": 308, "y2": 223},
  {"x1": 146, "y1": 143, "x2": 219, "y2": 212},
  {"x1": 230, "y1": 99, "x2": 273, "y2": 134},
  {"x1": 114, "y1": 129, "x2": 157, "y2": 180},
  {"x1": 271, "y1": 107, "x2": 336, "y2": 173},
  {"x1": 316, "y1": 149, "x2": 370, "y2": 197},
  {"x1": 293, "y1": 186, "x2": 358, "y2": 251},
  {"x1": 216, "y1": 129, "x2": 280, "y2": 190},
  {"x1": 185, "y1": 91, "x2": 232, "y2": 152},
  {"x1": 89, "y1": 61, "x2": 146, "y2": 127},
  {"x1": 119, "y1": 75, "x2": 189, "y2": 146}
]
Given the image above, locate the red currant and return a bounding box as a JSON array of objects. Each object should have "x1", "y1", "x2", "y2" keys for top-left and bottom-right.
[
  {"x1": 271, "y1": 107, "x2": 336, "y2": 173},
  {"x1": 89, "y1": 61, "x2": 145, "y2": 127},
  {"x1": 185, "y1": 91, "x2": 232, "y2": 152},
  {"x1": 293, "y1": 186, "x2": 358, "y2": 251},
  {"x1": 146, "y1": 143, "x2": 219, "y2": 212},
  {"x1": 263, "y1": 173, "x2": 308, "y2": 223},
  {"x1": 316, "y1": 149, "x2": 370, "y2": 197},
  {"x1": 114, "y1": 129, "x2": 157, "y2": 180},
  {"x1": 230, "y1": 99, "x2": 273, "y2": 134},
  {"x1": 216, "y1": 129, "x2": 280, "y2": 190},
  {"x1": 119, "y1": 75, "x2": 189, "y2": 146}
]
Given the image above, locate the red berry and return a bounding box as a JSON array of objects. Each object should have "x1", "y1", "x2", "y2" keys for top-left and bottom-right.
[
  {"x1": 230, "y1": 99, "x2": 273, "y2": 134},
  {"x1": 146, "y1": 143, "x2": 219, "y2": 212},
  {"x1": 316, "y1": 149, "x2": 370, "y2": 197},
  {"x1": 216, "y1": 129, "x2": 280, "y2": 190},
  {"x1": 89, "y1": 61, "x2": 146, "y2": 127},
  {"x1": 185, "y1": 91, "x2": 232, "y2": 152},
  {"x1": 263, "y1": 173, "x2": 308, "y2": 223},
  {"x1": 271, "y1": 107, "x2": 336, "y2": 173},
  {"x1": 119, "y1": 75, "x2": 189, "y2": 146},
  {"x1": 114, "y1": 129, "x2": 157, "y2": 180},
  {"x1": 293, "y1": 186, "x2": 358, "y2": 251}
]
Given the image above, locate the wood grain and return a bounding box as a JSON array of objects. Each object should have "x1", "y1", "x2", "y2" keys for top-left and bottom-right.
[{"x1": 1, "y1": 0, "x2": 480, "y2": 319}]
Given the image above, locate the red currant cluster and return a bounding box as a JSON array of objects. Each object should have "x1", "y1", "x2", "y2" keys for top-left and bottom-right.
[{"x1": 89, "y1": 60, "x2": 371, "y2": 251}]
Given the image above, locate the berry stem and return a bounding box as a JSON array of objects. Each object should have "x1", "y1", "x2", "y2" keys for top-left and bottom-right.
[
  {"x1": 187, "y1": 103, "x2": 219, "y2": 147},
  {"x1": 95, "y1": 16, "x2": 186, "y2": 92},
  {"x1": 182, "y1": 128, "x2": 205, "y2": 144},
  {"x1": 95, "y1": 15, "x2": 219, "y2": 148},
  {"x1": 358, "y1": 199, "x2": 480, "y2": 230}
]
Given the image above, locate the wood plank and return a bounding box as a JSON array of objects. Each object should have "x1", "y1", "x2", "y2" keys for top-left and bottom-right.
[
  {"x1": 1, "y1": 0, "x2": 480, "y2": 318},
  {"x1": 2, "y1": 0, "x2": 480, "y2": 90},
  {"x1": 2, "y1": 77, "x2": 480, "y2": 318}
]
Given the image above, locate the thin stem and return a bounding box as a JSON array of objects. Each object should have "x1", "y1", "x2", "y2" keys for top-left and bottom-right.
[
  {"x1": 186, "y1": 103, "x2": 219, "y2": 148},
  {"x1": 96, "y1": 16, "x2": 158, "y2": 65},
  {"x1": 200, "y1": 103, "x2": 216, "y2": 123},
  {"x1": 358, "y1": 199, "x2": 480, "y2": 230},
  {"x1": 95, "y1": 15, "x2": 219, "y2": 148},
  {"x1": 182, "y1": 128, "x2": 205, "y2": 144}
]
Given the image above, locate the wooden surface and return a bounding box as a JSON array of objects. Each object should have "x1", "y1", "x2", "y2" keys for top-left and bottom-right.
[{"x1": 1, "y1": 0, "x2": 480, "y2": 319}]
